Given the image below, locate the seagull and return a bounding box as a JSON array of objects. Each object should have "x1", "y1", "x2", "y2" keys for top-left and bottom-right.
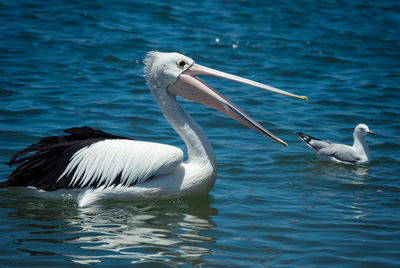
[
  {"x1": 296, "y1": 124, "x2": 374, "y2": 165},
  {"x1": 2, "y1": 51, "x2": 308, "y2": 206}
]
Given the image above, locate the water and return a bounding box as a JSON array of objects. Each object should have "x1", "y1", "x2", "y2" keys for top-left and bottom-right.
[{"x1": 1, "y1": 0, "x2": 399, "y2": 266}]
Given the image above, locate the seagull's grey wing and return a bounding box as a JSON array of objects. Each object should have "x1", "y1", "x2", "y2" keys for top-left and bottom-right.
[
  {"x1": 319, "y1": 144, "x2": 361, "y2": 163},
  {"x1": 308, "y1": 139, "x2": 333, "y2": 150},
  {"x1": 296, "y1": 132, "x2": 333, "y2": 151}
]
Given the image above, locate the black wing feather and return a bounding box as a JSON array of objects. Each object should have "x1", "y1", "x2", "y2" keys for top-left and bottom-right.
[
  {"x1": 296, "y1": 132, "x2": 320, "y2": 144},
  {"x1": 2, "y1": 126, "x2": 130, "y2": 190}
]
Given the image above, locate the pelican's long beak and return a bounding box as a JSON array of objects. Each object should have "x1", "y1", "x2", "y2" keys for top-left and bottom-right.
[{"x1": 168, "y1": 63, "x2": 308, "y2": 146}]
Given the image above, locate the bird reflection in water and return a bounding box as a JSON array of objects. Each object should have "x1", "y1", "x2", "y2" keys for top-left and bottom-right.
[
  {"x1": 1, "y1": 195, "x2": 218, "y2": 266},
  {"x1": 71, "y1": 197, "x2": 217, "y2": 265},
  {"x1": 308, "y1": 162, "x2": 371, "y2": 184}
]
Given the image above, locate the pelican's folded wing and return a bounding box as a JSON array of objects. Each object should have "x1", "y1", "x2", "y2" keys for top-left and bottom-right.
[
  {"x1": 4, "y1": 127, "x2": 183, "y2": 190},
  {"x1": 60, "y1": 139, "x2": 183, "y2": 188}
]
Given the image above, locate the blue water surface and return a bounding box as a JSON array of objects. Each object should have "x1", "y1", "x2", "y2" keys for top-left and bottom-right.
[{"x1": 1, "y1": 0, "x2": 399, "y2": 267}]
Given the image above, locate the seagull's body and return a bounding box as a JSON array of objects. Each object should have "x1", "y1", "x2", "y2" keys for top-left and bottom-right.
[
  {"x1": 296, "y1": 124, "x2": 374, "y2": 165},
  {"x1": 2, "y1": 51, "x2": 307, "y2": 206}
]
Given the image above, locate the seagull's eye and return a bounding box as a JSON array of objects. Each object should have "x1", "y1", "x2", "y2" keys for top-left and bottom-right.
[{"x1": 176, "y1": 59, "x2": 189, "y2": 70}]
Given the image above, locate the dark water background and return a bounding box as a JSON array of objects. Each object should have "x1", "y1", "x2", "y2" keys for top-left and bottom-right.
[{"x1": 1, "y1": 0, "x2": 399, "y2": 267}]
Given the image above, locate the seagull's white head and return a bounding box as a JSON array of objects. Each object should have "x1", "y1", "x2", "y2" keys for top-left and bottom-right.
[
  {"x1": 354, "y1": 123, "x2": 374, "y2": 137},
  {"x1": 143, "y1": 51, "x2": 309, "y2": 146}
]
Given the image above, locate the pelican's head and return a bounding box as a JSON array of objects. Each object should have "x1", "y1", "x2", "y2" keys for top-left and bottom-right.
[
  {"x1": 144, "y1": 51, "x2": 194, "y2": 90},
  {"x1": 354, "y1": 124, "x2": 374, "y2": 137},
  {"x1": 144, "y1": 51, "x2": 308, "y2": 146}
]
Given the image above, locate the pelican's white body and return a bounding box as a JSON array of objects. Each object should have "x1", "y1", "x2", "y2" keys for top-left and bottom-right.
[{"x1": 27, "y1": 117, "x2": 217, "y2": 207}]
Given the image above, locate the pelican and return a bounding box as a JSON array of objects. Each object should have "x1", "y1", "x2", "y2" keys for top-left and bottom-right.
[
  {"x1": 296, "y1": 124, "x2": 374, "y2": 165},
  {"x1": 2, "y1": 51, "x2": 308, "y2": 206}
]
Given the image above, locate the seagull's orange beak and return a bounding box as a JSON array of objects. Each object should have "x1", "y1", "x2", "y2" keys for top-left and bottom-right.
[{"x1": 168, "y1": 63, "x2": 308, "y2": 146}]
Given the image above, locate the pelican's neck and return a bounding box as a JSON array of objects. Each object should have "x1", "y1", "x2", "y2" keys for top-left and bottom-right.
[
  {"x1": 353, "y1": 132, "x2": 370, "y2": 160},
  {"x1": 154, "y1": 90, "x2": 216, "y2": 168}
]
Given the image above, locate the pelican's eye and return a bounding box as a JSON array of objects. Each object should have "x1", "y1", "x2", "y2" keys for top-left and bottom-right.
[{"x1": 176, "y1": 59, "x2": 189, "y2": 70}]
